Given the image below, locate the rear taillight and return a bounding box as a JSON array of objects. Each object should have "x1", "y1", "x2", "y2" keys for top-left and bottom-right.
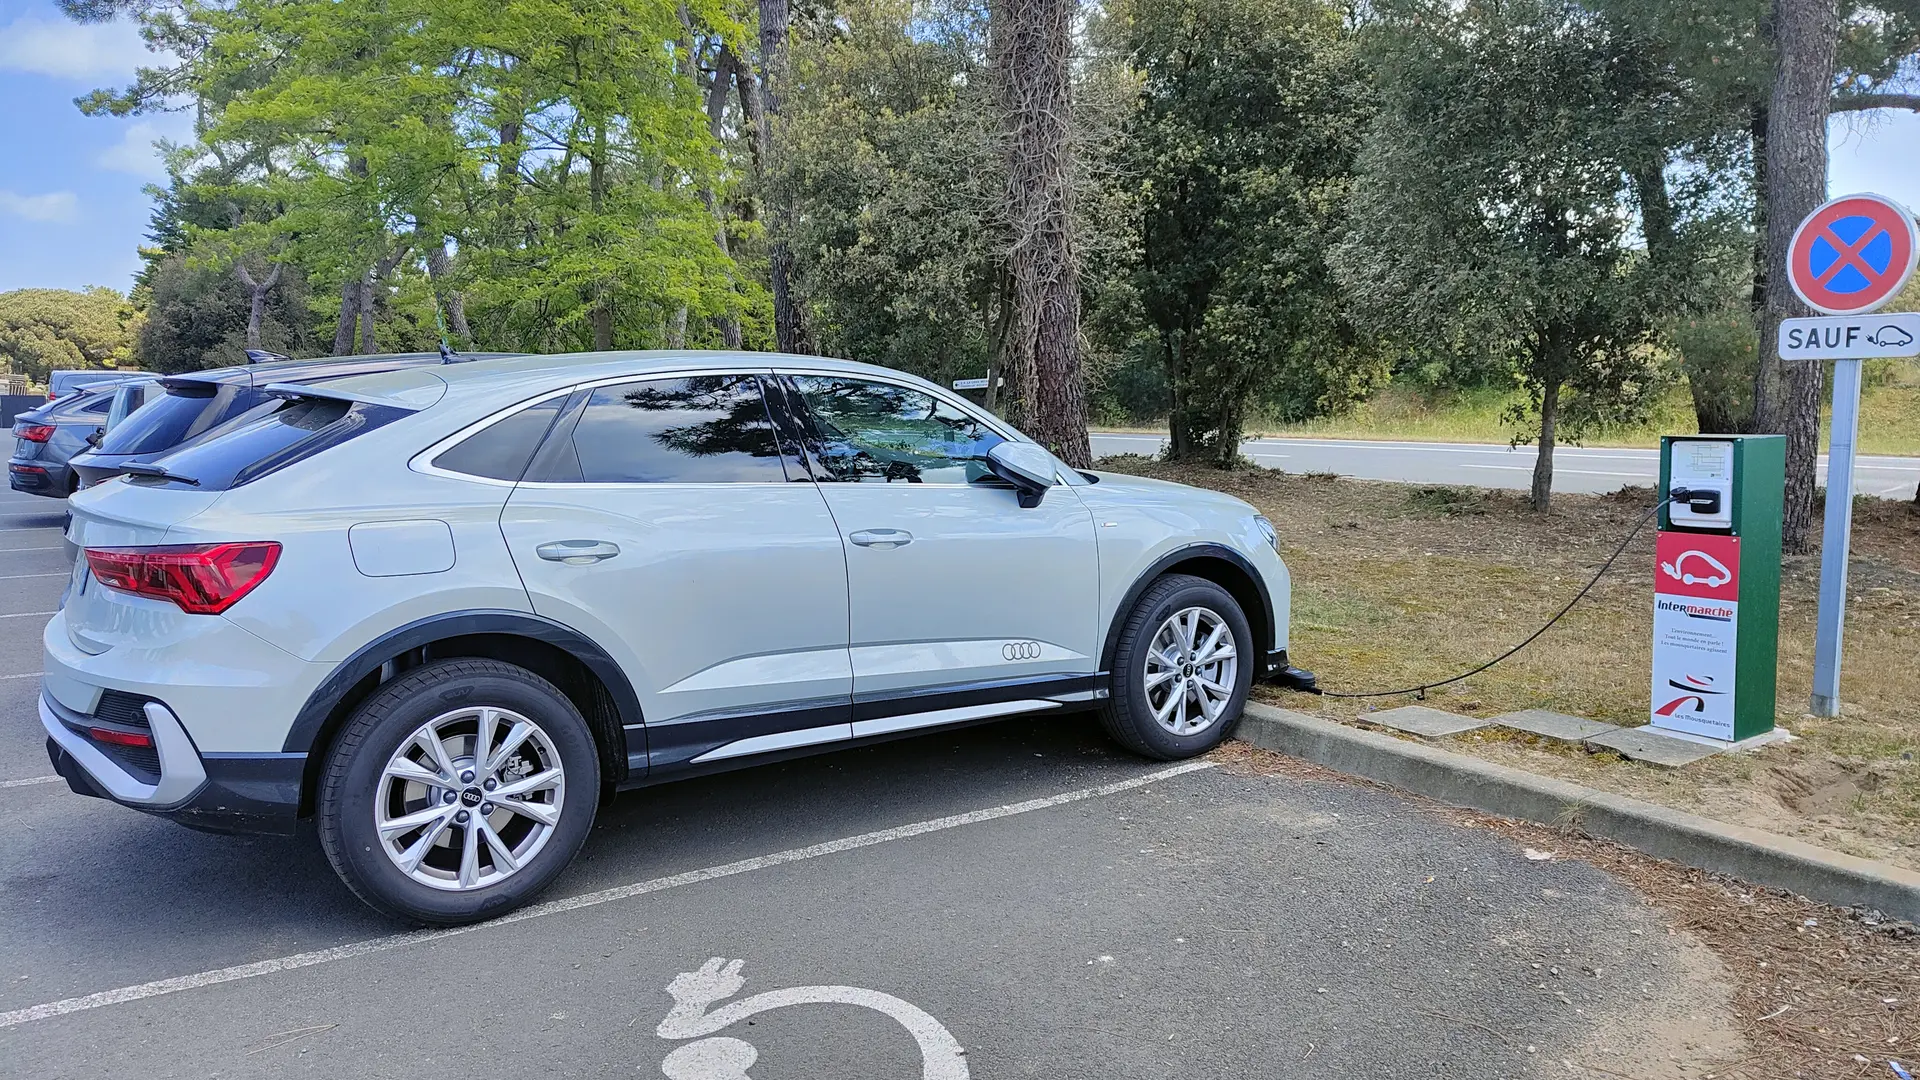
[
  {"x1": 84, "y1": 542, "x2": 282, "y2": 615},
  {"x1": 17, "y1": 424, "x2": 55, "y2": 442}
]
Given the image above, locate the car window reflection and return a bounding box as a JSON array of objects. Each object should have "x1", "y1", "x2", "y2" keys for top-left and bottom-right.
[
  {"x1": 571, "y1": 376, "x2": 789, "y2": 484},
  {"x1": 790, "y1": 376, "x2": 1004, "y2": 484}
]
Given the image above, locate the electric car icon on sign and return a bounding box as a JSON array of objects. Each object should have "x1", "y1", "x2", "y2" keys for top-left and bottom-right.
[{"x1": 1660, "y1": 550, "x2": 1731, "y2": 589}]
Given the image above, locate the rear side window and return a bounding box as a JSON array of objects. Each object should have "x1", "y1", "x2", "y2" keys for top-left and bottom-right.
[
  {"x1": 557, "y1": 375, "x2": 789, "y2": 484},
  {"x1": 126, "y1": 398, "x2": 413, "y2": 491},
  {"x1": 97, "y1": 383, "x2": 228, "y2": 454},
  {"x1": 432, "y1": 396, "x2": 567, "y2": 481}
]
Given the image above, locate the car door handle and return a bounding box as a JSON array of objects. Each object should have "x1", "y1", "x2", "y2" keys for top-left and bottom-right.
[
  {"x1": 848, "y1": 529, "x2": 913, "y2": 548},
  {"x1": 536, "y1": 540, "x2": 621, "y2": 564}
]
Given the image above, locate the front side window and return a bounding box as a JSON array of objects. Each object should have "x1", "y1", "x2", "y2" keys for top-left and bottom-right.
[
  {"x1": 788, "y1": 375, "x2": 1005, "y2": 484},
  {"x1": 566, "y1": 375, "x2": 789, "y2": 484}
]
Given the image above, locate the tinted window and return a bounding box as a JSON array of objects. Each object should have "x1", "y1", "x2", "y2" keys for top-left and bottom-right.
[
  {"x1": 433, "y1": 396, "x2": 566, "y2": 481},
  {"x1": 789, "y1": 375, "x2": 1005, "y2": 484},
  {"x1": 71, "y1": 394, "x2": 112, "y2": 416},
  {"x1": 97, "y1": 383, "x2": 224, "y2": 454},
  {"x1": 129, "y1": 398, "x2": 413, "y2": 491},
  {"x1": 565, "y1": 376, "x2": 787, "y2": 484}
]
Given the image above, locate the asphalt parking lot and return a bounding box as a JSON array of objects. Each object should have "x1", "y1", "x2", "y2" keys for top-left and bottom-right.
[{"x1": 0, "y1": 484, "x2": 1736, "y2": 1079}]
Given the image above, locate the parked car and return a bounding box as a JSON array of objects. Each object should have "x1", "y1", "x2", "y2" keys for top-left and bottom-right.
[
  {"x1": 8, "y1": 388, "x2": 114, "y2": 497},
  {"x1": 70, "y1": 352, "x2": 516, "y2": 490},
  {"x1": 43, "y1": 351, "x2": 1294, "y2": 925},
  {"x1": 47, "y1": 369, "x2": 146, "y2": 402}
]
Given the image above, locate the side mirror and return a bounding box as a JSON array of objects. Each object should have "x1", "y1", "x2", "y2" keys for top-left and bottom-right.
[
  {"x1": 86, "y1": 428, "x2": 104, "y2": 448},
  {"x1": 986, "y1": 442, "x2": 1057, "y2": 508}
]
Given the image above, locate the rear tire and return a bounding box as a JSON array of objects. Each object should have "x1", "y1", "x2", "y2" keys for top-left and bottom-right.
[
  {"x1": 317, "y1": 659, "x2": 601, "y2": 925},
  {"x1": 1100, "y1": 575, "x2": 1253, "y2": 760}
]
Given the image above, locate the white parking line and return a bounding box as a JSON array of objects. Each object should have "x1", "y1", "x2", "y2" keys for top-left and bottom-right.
[
  {"x1": 0, "y1": 573, "x2": 66, "y2": 580},
  {"x1": 2, "y1": 672, "x2": 45, "y2": 680},
  {"x1": 0, "y1": 545, "x2": 64, "y2": 552},
  {"x1": 0, "y1": 612, "x2": 54, "y2": 619},
  {"x1": 0, "y1": 775, "x2": 61, "y2": 789},
  {"x1": 0, "y1": 760, "x2": 1215, "y2": 1028}
]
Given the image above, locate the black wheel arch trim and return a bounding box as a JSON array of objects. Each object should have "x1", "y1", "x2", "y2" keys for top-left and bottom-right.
[
  {"x1": 281, "y1": 609, "x2": 644, "y2": 759},
  {"x1": 1100, "y1": 543, "x2": 1278, "y2": 676}
]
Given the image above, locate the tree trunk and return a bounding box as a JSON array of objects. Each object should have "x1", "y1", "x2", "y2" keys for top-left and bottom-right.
[
  {"x1": 1752, "y1": 0, "x2": 1838, "y2": 553},
  {"x1": 700, "y1": 42, "x2": 743, "y2": 349},
  {"x1": 233, "y1": 261, "x2": 281, "y2": 350},
  {"x1": 357, "y1": 275, "x2": 378, "y2": 355},
  {"x1": 994, "y1": 0, "x2": 1091, "y2": 468},
  {"x1": 666, "y1": 306, "x2": 689, "y2": 348},
  {"x1": 424, "y1": 241, "x2": 471, "y2": 342},
  {"x1": 332, "y1": 278, "x2": 360, "y2": 355},
  {"x1": 756, "y1": 0, "x2": 812, "y2": 354},
  {"x1": 589, "y1": 125, "x2": 614, "y2": 351},
  {"x1": 1531, "y1": 375, "x2": 1561, "y2": 513}
]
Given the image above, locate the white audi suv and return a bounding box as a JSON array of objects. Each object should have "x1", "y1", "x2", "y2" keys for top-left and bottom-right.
[{"x1": 41, "y1": 352, "x2": 1293, "y2": 924}]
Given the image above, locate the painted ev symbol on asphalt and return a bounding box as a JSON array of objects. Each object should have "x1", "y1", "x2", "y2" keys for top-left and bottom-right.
[{"x1": 656, "y1": 957, "x2": 969, "y2": 1079}]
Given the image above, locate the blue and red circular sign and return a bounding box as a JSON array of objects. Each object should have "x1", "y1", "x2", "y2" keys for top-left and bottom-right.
[{"x1": 1786, "y1": 193, "x2": 1918, "y2": 315}]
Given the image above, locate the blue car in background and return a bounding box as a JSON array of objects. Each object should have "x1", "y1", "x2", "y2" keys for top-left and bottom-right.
[{"x1": 8, "y1": 389, "x2": 114, "y2": 497}]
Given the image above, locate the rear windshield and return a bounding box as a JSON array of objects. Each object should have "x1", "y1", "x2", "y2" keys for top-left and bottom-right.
[
  {"x1": 126, "y1": 397, "x2": 414, "y2": 491},
  {"x1": 96, "y1": 383, "x2": 227, "y2": 455}
]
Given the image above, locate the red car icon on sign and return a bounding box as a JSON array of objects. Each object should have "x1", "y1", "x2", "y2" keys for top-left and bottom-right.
[{"x1": 1660, "y1": 549, "x2": 1731, "y2": 589}]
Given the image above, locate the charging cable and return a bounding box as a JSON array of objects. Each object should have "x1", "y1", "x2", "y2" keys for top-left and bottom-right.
[{"x1": 1298, "y1": 496, "x2": 1670, "y2": 700}]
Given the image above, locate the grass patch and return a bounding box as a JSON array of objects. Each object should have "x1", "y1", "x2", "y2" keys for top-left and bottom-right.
[
  {"x1": 1097, "y1": 455, "x2": 1920, "y2": 869},
  {"x1": 1172, "y1": 362, "x2": 1920, "y2": 457}
]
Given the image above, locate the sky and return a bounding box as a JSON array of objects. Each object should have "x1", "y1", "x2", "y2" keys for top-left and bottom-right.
[{"x1": 0, "y1": 0, "x2": 1917, "y2": 296}]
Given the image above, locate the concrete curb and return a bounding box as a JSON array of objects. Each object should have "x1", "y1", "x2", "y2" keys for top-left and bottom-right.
[{"x1": 1238, "y1": 703, "x2": 1920, "y2": 923}]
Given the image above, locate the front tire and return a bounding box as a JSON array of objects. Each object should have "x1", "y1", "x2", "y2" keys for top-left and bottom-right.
[
  {"x1": 1100, "y1": 575, "x2": 1253, "y2": 760},
  {"x1": 317, "y1": 659, "x2": 601, "y2": 925}
]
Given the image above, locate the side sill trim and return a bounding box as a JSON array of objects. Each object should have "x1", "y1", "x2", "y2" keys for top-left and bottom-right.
[{"x1": 690, "y1": 722, "x2": 851, "y2": 763}]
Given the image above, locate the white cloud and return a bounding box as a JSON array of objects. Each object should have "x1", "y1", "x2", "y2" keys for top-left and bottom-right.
[
  {"x1": 0, "y1": 15, "x2": 153, "y2": 80},
  {"x1": 94, "y1": 120, "x2": 177, "y2": 180},
  {"x1": 0, "y1": 190, "x2": 81, "y2": 223}
]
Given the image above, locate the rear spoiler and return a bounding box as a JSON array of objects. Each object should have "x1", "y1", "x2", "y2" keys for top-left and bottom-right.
[{"x1": 259, "y1": 378, "x2": 444, "y2": 410}]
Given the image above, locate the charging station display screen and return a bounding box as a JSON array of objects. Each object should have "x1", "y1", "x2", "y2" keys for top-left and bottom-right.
[{"x1": 1651, "y1": 532, "x2": 1742, "y2": 740}]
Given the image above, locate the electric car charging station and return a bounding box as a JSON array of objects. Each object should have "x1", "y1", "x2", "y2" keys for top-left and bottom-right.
[{"x1": 1651, "y1": 434, "x2": 1784, "y2": 745}]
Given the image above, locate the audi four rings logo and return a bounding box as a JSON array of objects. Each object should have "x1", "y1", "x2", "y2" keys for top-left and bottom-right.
[{"x1": 1002, "y1": 641, "x2": 1042, "y2": 661}]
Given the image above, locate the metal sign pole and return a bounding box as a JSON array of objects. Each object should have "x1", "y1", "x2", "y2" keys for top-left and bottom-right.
[{"x1": 1809, "y1": 357, "x2": 1863, "y2": 717}]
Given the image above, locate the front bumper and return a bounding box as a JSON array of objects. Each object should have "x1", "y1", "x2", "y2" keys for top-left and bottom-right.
[{"x1": 42, "y1": 693, "x2": 305, "y2": 835}]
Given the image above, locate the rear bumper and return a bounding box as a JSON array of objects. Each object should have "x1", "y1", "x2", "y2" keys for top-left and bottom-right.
[
  {"x1": 42, "y1": 694, "x2": 304, "y2": 835},
  {"x1": 8, "y1": 459, "x2": 60, "y2": 496}
]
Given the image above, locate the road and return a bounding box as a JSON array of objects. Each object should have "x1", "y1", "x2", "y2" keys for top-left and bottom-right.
[
  {"x1": 0, "y1": 483, "x2": 1739, "y2": 1077},
  {"x1": 1090, "y1": 432, "x2": 1920, "y2": 500}
]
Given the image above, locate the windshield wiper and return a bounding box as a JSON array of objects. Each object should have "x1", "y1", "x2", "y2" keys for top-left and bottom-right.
[{"x1": 119, "y1": 461, "x2": 201, "y2": 487}]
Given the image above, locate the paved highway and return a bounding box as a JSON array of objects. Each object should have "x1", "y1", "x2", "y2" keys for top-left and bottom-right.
[{"x1": 1090, "y1": 432, "x2": 1920, "y2": 499}]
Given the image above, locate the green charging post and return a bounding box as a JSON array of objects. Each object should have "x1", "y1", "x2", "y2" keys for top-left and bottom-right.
[{"x1": 1651, "y1": 434, "x2": 1785, "y2": 746}]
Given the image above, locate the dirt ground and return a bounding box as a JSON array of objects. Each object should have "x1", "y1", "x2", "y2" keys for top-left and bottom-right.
[
  {"x1": 1213, "y1": 742, "x2": 1920, "y2": 1080},
  {"x1": 1093, "y1": 456, "x2": 1920, "y2": 871}
]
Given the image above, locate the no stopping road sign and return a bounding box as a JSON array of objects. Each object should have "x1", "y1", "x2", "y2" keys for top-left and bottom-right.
[{"x1": 1786, "y1": 193, "x2": 1918, "y2": 315}]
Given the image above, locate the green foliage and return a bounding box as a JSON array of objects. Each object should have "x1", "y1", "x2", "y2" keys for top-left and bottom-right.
[
  {"x1": 87, "y1": 0, "x2": 752, "y2": 358},
  {"x1": 136, "y1": 255, "x2": 316, "y2": 373},
  {"x1": 1333, "y1": 0, "x2": 1676, "y2": 496},
  {"x1": 0, "y1": 287, "x2": 139, "y2": 385},
  {"x1": 1112, "y1": 0, "x2": 1375, "y2": 465},
  {"x1": 783, "y1": 0, "x2": 1004, "y2": 384}
]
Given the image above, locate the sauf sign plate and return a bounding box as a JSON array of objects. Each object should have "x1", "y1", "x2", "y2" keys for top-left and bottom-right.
[{"x1": 1651, "y1": 532, "x2": 1741, "y2": 740}]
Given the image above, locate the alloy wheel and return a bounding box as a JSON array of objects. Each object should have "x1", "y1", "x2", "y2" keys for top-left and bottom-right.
[
  {"x1": 374, "y1": 705, "x2": 566, "y2": 891},
  {"x1": 1143, "y1": 606, "x2": 1238, "y2": 736}
]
